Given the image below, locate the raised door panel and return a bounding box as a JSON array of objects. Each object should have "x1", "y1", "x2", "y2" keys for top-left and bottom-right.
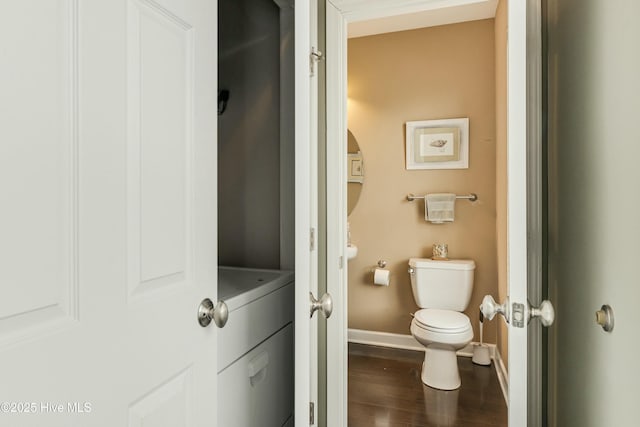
[
  {"x1": 129, "y1": 368, "x2": 193, "y2": 427},
  {"x1": 0, "y1": 0, "x2": 79, "y2": 344},
  {"x1": 127, "y1": 0, "x2": 194, "y2": 299}
]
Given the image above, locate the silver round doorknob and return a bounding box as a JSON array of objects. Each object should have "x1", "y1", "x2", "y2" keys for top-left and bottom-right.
[
  {"x1": 480, "y1": 295, "x2": 509, "y2": 322},
  {"x1": 529, "y1": 300, "x2": 555, "y2": 327},
  {"x1": 595, "y1": 304, "x2": 614, "y2": 332},
  {"x1": 310, "y1": 292, "x2": 333, "y2": 319},
  {"x1": 198, "y1": 298, "x2": 229, "y2": 328}
]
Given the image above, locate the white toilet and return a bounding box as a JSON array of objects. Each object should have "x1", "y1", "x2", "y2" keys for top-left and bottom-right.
[{"x1": 408, "y1": 258, "x2": 475, "y2": 390}]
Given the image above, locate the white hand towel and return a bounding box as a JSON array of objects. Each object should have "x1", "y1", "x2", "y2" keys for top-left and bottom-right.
[{"x1": 425, "y1": 193, "x2": 456, "y2": 223}]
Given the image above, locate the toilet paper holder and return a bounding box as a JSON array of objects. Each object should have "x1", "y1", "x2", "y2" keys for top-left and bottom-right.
[
  {"x1": 372, "y1": 260, "x2": 391, "y2": 287},
  {"x1": 370, "y1": 260, "x2": 387, "y2": 272}
]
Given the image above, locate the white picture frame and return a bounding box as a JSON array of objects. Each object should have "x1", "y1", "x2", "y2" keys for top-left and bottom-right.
[
  {"x1": 405, "y1": 117, "x2": 469, "y2": 170},
  {"x1": 347, "y1": 151, "x2": 364, "y2": 183}
]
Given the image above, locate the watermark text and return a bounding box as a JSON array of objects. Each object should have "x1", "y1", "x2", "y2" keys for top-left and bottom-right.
[{"x1": 0, "y1": 402, "x2": 92, "y2": 414}]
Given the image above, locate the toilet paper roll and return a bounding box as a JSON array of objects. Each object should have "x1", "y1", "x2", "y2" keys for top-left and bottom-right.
[{"x1": 373, "y1": 268, "x2": 390, "y2": 286}]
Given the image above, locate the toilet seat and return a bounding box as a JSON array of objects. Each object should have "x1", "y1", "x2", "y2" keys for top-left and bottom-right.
[{"x1": 414, "y1": 309, "x2": 471, "y2": 334}]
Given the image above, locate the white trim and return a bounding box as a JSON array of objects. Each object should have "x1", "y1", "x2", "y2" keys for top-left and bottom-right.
[
  {"x1": 308, "y1": 0, "x2": 320, "y2": 423},
  {"x1": 506, "y1": 1, "x2": 528, "y2": 426},
  {"x1": 348, "y1": 328, "x2": 494, "y2": 357},
  {"x1": 326, "y1": 3, "x2": 349, "y2": 427},
  {"x1": 494, "y1": 345, "x2": 509, "y2": 407},
  {"x1": 331, "y1": 0, "x2": 495, "y2": 22},
  {"x1": 348, "y1": 329, "x2": 424, "y2": 351},
  {"x1": 347, "y1": 0, "x2": 498, "y2": 38},
  {"x1": 293, "y1": 0, "x2": 315, "y2": 426}
]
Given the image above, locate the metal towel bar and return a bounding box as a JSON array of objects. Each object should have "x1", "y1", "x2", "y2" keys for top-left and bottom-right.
[{"x1": 406, "y1": 193, "x2": 478, "y2": 202}]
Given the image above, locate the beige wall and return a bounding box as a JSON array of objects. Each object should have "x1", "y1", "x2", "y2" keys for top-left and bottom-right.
[
  {"x1": 494, "y1": 0, "x2": 508, "y2": 368},
  {"x1": 347, "y1": 19, "x2": 499, "y2": 344}
]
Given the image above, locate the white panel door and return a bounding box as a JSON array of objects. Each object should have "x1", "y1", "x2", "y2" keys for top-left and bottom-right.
[{"x1": 0, "y1": 1, "x2": 218, "y2": 426}]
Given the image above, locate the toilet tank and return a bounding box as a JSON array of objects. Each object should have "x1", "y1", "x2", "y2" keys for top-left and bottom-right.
[{"x1": 408, "y1": 258, "x2": 475, "y2": 311}]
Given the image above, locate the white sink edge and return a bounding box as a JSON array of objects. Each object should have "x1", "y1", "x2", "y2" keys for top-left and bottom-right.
[{"x1": 346, "y1": 244, "x2": 358, "y2": 260}]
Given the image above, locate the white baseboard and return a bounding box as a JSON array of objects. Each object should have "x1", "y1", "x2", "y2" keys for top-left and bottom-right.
[
  {"x1": 348, "y1": 328, "x2": 509, "y2": 405},
  {"x1": 348, "y1": 328, "x2": 424, "y2": 351},
  {"x1": 347, "y1": 328, "x2": 496, "y2": 357},
  {"x1": 493, "y1": 345, "x2": 509, "y2": 406}
]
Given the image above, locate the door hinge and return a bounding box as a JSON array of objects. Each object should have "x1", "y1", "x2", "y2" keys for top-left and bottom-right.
[
  {"x1": 310, "y1": 228, "x2": 315, "y2": 251},
  {"x1": 309, "y1": 401, "x2": 315, "y2": 425},
  {"x1": 310, "y1": 47, "x2": 324, "y2": 76}
]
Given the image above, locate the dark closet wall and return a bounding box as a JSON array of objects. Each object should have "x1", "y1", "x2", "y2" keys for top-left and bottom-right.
[{"x1": 218, "y1": 0, "x2": 280, "y2": 268}]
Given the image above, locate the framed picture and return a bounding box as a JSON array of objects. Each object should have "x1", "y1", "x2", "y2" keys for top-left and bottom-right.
[
  {"x1": 405, "y1": 118, "x2": 469, "y2": 170},
  {"x1": 348, "y1": 152, "x2": 364, "y2": 183}
]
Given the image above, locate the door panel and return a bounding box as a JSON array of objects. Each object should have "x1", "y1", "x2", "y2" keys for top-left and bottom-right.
[
  {"x1": 127, "y1": 369, "x2": 191, "y2": 426},
  {"x1": 0, "y1": 0, "x2": 78, "y2": 344},
  {"x1": 127, "y1": 0, "x2": 193, "y2": 298},
  {"x1": 0, "y1": 1, "x2": 218, "y2": 425},
  {"x1": 547, "y1": 0, "x2": 640, "y2": 425}
]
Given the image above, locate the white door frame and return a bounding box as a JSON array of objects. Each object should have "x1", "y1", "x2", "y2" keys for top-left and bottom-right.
[
  {"x1": 325, "y1": 1, "x2": 541, "y2": 425},
  {"x1": 294, "y1": 0, "x2": 320, "y2": 426},
  {"x1": 505, "y1": 0, "x2": 529, "y2": 423},
  {"x1": 506, "y1": 2, "x2": 546, "y2": 426},
  {"x1": 325, "y1": 3, "x2": 349, "y2": 427}
]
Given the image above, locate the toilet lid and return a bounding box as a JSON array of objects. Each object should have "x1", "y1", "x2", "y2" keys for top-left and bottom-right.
[{"x1": 414, "y1": 309, "x2": 471, "y2": 333}]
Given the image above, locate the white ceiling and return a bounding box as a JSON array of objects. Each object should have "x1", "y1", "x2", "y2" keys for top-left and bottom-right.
[{"x1": 347, "y1": 0, "x2": 498, "y2": 39}]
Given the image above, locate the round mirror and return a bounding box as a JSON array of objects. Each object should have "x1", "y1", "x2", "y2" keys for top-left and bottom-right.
[{"x1": 347, "y1": 130, "x2": 364, "y2": 216}]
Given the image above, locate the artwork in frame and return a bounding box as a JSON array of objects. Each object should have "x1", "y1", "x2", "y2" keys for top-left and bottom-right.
[
  {"x1": 347, "y1": 152, "x2": 364, "y2": 183},
  {"x1": 405, "y1": 118, "x2": 469, "y2": 170}
]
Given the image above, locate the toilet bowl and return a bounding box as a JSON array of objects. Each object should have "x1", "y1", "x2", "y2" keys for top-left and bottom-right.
[
  {"x1": 411, "y1": 308, "x2": 473, "y2": 390},
  {"x1": 408, "y1": 258, "x2": 475, "y2": 390}
]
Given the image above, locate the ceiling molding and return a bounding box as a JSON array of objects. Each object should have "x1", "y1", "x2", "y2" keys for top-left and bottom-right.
[{"x1": 328, "y1": 0, "x2": 498, "y2": 38}]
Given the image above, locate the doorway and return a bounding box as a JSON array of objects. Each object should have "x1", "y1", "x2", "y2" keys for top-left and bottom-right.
[{"x1": 326, "y1": 1, "x2": 511, "y2": 425}]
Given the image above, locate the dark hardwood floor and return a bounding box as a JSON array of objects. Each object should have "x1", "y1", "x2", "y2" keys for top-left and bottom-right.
[{"x1": 348, "y1": 343, "x2": 507, "y2": 427}]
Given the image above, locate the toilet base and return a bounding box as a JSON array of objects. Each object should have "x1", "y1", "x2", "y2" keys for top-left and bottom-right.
[{"x1": 421, "y1": 345, "x2": 461, "y2": 390}]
